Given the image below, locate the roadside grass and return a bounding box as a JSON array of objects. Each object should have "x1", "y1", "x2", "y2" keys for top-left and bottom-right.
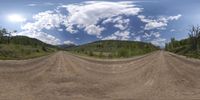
[
  {"x1": 67, "y1": 40, "x2": 159, "y2": 59},
  {"x1": 68, "y1": 50, "x2": 155, "y2": 59},
  {"x1": 167, "y1": 45, "x2": 200, "y2": 59}
]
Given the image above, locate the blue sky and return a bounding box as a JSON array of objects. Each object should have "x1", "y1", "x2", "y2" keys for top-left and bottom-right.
[{"x1": 0, "y1": 0, "x2": 200, "y2": 46}]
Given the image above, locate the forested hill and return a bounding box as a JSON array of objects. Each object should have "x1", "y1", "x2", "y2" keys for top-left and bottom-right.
[
  {"x1": 0, "y1": 36, "x2": 53, "y2": 47},
  {"x1": 67, "y1": 40, "x2": 159, "y2": 58},
  {"x1": 0, "y1": 36, "x2": 57, "y2": 60}
]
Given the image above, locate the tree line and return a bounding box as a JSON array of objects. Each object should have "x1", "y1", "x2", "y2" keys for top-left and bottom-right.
[
  {"x1": 165, "y1": 25, "x2": 200, "y2": 58},
  {"x1": 0, "y1": 28, "x2": 17, "y2": 44},
  {"x1": 68, "y1": 40, "x2": 159, "y2": 58}
]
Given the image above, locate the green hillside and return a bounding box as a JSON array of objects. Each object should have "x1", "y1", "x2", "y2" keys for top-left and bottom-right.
[
  {"x1": 165, "y1": 26, "x2": 200, "y2": 59},
  {"x1": 0, "y1": 36, "x2": 58, "y2": 60},
  {"x1": 67, "y1": 40, "x2": 159, "y2": 58}
]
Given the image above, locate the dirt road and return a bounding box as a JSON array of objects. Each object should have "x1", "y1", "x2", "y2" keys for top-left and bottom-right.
[{"x1": 0, "y1": 51, "x2": 200, "y2": 100}]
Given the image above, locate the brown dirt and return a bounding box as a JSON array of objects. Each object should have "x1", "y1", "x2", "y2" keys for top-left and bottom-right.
[{"x1": 0, "y1": 51, "x2": 200, "y2": 100}]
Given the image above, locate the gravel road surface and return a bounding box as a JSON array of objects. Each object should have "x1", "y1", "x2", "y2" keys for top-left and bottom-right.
[{"x1": 0, "y1": 51, "x2": 200, "y2": 100}]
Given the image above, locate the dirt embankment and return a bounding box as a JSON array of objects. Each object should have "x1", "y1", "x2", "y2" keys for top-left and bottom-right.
[{"x1": 0, "y1": 51, "x2": 200, "y2": 100}]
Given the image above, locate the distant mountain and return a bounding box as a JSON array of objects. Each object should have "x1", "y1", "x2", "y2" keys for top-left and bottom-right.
[
  {"x1": 67, "y1": 40, "x2": 159, "y2": 58},
  {"x1": 57, "y1": 44, "x2": 76, "y2": 50},
  {"x1": 0, "y1": 36, "x2": 58, "y2": 60}
]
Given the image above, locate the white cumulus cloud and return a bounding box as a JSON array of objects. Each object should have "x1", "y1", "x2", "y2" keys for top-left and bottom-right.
[
  {"x1": 22, "y1": 11, "x2": 65, "y2": 31},
  {"x1": 138, "y1": 14, "x2": 182, "y2": 30},
  {"x1": 60, "y1": 1, "x2": 142, "y2": 36},
  {"x1": 19, "y1": 1, "x2": 182, "y2": 46},
  {"x1": 20, "y1": 1, "x2": 142, "y2": 45},
  {"x1": 103, "y1": 16, "x2": 130, "y2": 30},
  {"x1": 103, "y1": 31, "x2": 130, "y2": 40},
  {"x1": 84, "y1": 25, "x2": 105, "y2": 36},
  {"x1": 19, "y1": 11, "x2": 64, "y2": 45},
  {"x1": 134, "y1": 36, "x2": 141, "y2": 41},
  {"x1": 12, "y1": 30, "x2": 61, "y2": 45},
  {"x1": 27, "y1": 4, "x2": 37, "y2": 7},
  {"x1": 63, "y1": 40, "x2": 76, "y2": 45},
  {"x1": 150, "y1": 38, "x2": 166, "y2": 47}
]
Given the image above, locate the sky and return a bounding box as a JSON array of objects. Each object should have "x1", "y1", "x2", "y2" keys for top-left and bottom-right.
[{"x1": 0, "y1": 0, "x2": 200, "y2": 47}]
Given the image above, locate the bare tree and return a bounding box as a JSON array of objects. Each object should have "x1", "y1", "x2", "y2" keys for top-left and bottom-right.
[{"x1": 188, "y1": 25, "x2": 200, "y2": 51}]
